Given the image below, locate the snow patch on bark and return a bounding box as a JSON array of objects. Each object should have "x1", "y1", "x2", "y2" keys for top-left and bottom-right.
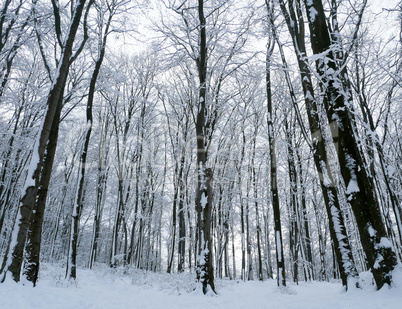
[
  {"x1": 368, "y1": 226, "x2": 377, "y2": 237},
  {"x1": 373, "y1": 255, "x2": 384, "y2": 269},
  {"x1": 346, "y1": 180, "x2": 359, "y2": 195},
  {"x1": 22, "y1": 105, "x2": 48, "y2": 193},
  {"x1": 378, "y1": 237, "x2": 392, "y2": 249},
  {"x1": 201, "y1": 192, "x2": 208, "y2": 209},
  {"x1": 276, "y1": 231, "x2": 282, "y2": 262},
  {"x1": 308, "y1": 5, "x2": 318, "y2": 23}
]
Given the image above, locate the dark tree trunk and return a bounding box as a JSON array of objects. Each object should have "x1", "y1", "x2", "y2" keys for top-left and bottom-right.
[
  {"x1": 167, "y1": 176, "x2": 178, "y2": 273},
  {"x1": 238, "y1": 132, "x2": 246, "y2": 281},
  {"x1": 178, "y1": 163, "x2": 186, "y2": 272},
  {"x1": 195, "y1": 167, "x2": 215, "y2": 294},
  {"x1": 297, "y1": 147, "x2": 314, "y2": 281},
  {"x1": 246, "y1": 191, "x2": 252, "y2": 281},
  {"x1": 88, "y1": 126, "x2": 109, "y2": 269},
  {"x1": 285, "y1": 116, "x2": 299, "y2": 284},
  {"x1": 266, "y1": 37, "x2": 286, "y2": 288},
  {"x1": 274, "y1": 0, "x2": 359, "y2": 289},
  {"x1": 303, "y1": 0, "x2": 397, "y2": 289},
  {"x1": 0, "y1": 0, "x2": 88, "y2": 283},
  {"x1": 22, "y1": 94, "x2": 63, "y2": 285},
  {"x1": 194, "y1": 0, "x2": 215, "y2": 295},
  {"x1": 67, "y1": 7, "x2": 110, "y2": 277},
  {"x1": 253, "y1": 160, "x2": 263, "y2": 281}
]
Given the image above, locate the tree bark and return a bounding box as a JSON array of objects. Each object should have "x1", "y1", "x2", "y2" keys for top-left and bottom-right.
[
  {"x1": 178, "y1": 160, "x2": 186, "y2": 272},
  {"x1": 274, "y1": 0, "x2": 359, "y2": 289},
  {"x1": 194, "y1": 0, "x2": 215, "y2": 295},
  {"x1": 0, "y1": 0, "x2": 88, "y2": 283},
  {"x1": 303, "y1": 0, "x2": 397, "y2": 289},
  {"x1": 22, "y1": 94, "x2": 63, "y2": 286},
  {"x1": 266, "y1": 35, "x2": 286, "y2": 288}
]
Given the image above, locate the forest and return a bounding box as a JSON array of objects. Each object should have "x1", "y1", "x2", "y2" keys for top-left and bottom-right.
[{"x1": 0, "y1": 0, "x2": 401, "y2": 301}]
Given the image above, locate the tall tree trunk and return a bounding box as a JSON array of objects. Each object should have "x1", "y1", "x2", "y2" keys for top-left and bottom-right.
[
  {"x1": 266, "y1": 36, "x2": 286, "y2": 288},
  {"x1": 303, "y1": 0, "x2": 397, "y2": 289},
  {"x1": 167, "y1": 166, "x2": 178, "y2": 273},
  {"x1": 274, "y1": 0, "x2": 359, "y2": 289},
  {"x1": 296, "y1": 147, "x2": 314, "y2": 281},
  {"x1": 0, "y1": 0, "x2": 88, "y2": 283},
  {"x1": 231, "y1": 215, "x2": 237, "y2": 280},
  {"x1": 194, "y1": 0, "x2": 215, "y2": 294},
  {"x1": 22, "y1": 94, "x2": 63, "y2": 286},
  {"x1": 246, "y1": 186, "x2": 252, "y2": 281},
  {"x1": 263, "y1": 212, "x2": 273, "y2": 279},
  {"x1": 67, "y1": 0, "x2": 112, "y2": 277},
  {"x1": 178, "y1": 163, "x2": 186, "y2": 273},
  {"x1": 253, "y1": 161, "x2": 263, "y2": 281},
  {"x1": 238, "y1": 132, "x2": 246, "y2": 281},
  {"x1": 88, "y1": 121, "x2": 110, "y2": 268},
  {"x1": 285, "y1": 115, "x2": 299, "y2": 284}
]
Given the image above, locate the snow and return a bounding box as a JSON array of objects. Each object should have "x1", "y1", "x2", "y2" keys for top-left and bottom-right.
[
  {"x1": 374, "y1": 254, "x2": 384, "y2": 269},
  {"x1": 378, "y1": 237, "x2": 392, "y2": 249},
  {"x1": 308, "y1": 6, "x2": 318, "y2": 23},
  {"x1": 1, "y1": 263, "x2": 402, "y2": 309},
  {"x1": 276, "y1": 230, "x2": 282, "y2": 262},
  {"x1": 200, "y1": 192, "x2": 208, "y2": 209},
  {"x1": 22, "y1": 105, "x2": 49, "y2": 193},
  {"x1": 346, "y1": 180, "x2": 360, "y2": 195},
  {"x1": 326, "y1": 68, "x2": 335, "y2": 76},
  {"x1": 368, "y1": 226, "x2": 377, "y2": 238}
]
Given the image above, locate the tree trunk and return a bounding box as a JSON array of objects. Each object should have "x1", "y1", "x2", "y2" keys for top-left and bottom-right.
[
  {"x1": 178, "y1": 171, "x2": 186, "y2": 272},
  {"x1": 296, "y1": 147, "x2": 314, "y2": 281},
  {"x1": 266, "y1": 36, "x2": 286, "y2": 288},
  {"x1": 194, "y1": 0, "x2": 215, "y2": 294},
  {"x1": 88, "y1": 131, "x2": 109, "y2": 268},
  {"x1": 303, "y1": 0, "x2": 397, "y2": 289},
  {"x1": 274, "y1": 0, "x2": 359, "y2": 289},
  {"x1": 285, "y1": 115, "x2": 299, "y2": 284},
  {"x1": 23, "y1": 94, "x2": 63, "y2": 285},
  {"x1": 67, "y1": 3, "x2": 111, "y2": 277},
  {"x1": 0, "y1": 0, "x2": 88, "y2": 283},
  {"x1": 167, "y1": 168, "x2": 178, "y2": 273}
]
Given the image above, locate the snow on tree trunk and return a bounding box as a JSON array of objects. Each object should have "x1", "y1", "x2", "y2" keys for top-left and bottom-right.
[
  {"x1": 303, "y1": 0, "x2": 397, "y2": 289},
  {"x1": 0, "y1": 0, "x2": 88, "y2": 284},
  {"x1": 22, "y1": 95, "x2": 63, "y2": 286},
  {"x1": 273, "y1": 0, "x2": 359, "y2": 289},
  {"x1": 266, "y1": 37, "x2": 286, "y2": 288},
  {"x1": 194, "y1": 0, "x2": 215, "y2": 295}
]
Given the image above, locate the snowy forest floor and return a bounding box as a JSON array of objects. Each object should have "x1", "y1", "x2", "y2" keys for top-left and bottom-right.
[{"x1": 1, "y1": 263, "x2": 402, "y2": 309}]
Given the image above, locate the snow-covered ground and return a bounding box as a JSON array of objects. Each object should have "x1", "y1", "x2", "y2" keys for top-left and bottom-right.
[{"x1": 1, "y1": 263, "x2": 402, "y2": 309}]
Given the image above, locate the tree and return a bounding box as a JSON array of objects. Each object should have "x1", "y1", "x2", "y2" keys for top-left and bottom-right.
[
  {"x1": 265, "y1": 26, "x2": 286, "y2": 287},
  {"x1": 0, "y1": 0, "x2": 31, "y2": 99},
  {"x1": 88, "y1": 105, "x2": 112, "y2": 269},
  {"x1": 0, "y1": 0, "x2": 90, "y2": 283},
  {"x1": 303, "y1": 0, "x2": 397, "y2": 289},
  {"x1": 66, "y1": 0, "x2": 124, "y2": 281},
  {"x1": 23, "y1": 72, "x2": 87, "y2": 285},
  {"x1": 156, "y1": 0, "x2": 252, "y2": 293},
  {"x1": 274, "y1": 0, "x2": 359, "y2": 289},
  {"x1": 161, "y1": 69, "x2": 193, "y2": 273},
  {"x1": 193, "y1": 0, "x2": 215, "y2": 293}
]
